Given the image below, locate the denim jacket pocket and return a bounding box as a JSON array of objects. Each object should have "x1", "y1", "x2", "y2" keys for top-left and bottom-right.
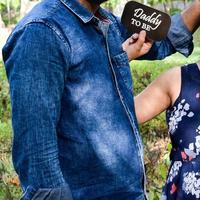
[{"x1": 111, "y1": 52, "x2": 133, "y2": 92}]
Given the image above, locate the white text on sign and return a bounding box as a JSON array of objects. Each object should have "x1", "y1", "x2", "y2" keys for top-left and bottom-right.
[{"x1": 131, "y1": 8, "x2": 162, "y2": 31}]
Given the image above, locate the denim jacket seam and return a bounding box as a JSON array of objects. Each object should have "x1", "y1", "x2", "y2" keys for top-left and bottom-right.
[
  {"x1": 113, "y1": 52, "x2": 129, "y2": 65},
  {"x1": 25, "y1": 20, "x2": 71, "y2": 51},
  {"x1": 105, "y1": 31, "x2": 144, "y2": 184},
  {"x1": 22, "y1": 20, "x2": 71, "y2": 81},
  {"x1": 110, "y1": 15, "x2": 125, "y2": 42},
  {"x1": 112, "y1": 52, "x2": 145, "y2": 182}
]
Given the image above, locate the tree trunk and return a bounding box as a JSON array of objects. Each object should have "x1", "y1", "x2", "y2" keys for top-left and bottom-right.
[
  {"x1": 6, "y1": 0, "x2": 11, "y2": 25},
  {"x1": 163, "y1": 2, "x2": 169, "y2": 14},
  {"x1": 143, "y1": 0, "x2": 148, "y2": 5}
]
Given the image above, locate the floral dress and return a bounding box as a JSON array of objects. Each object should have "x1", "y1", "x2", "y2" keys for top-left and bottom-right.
[{"x1": 161, "y1": 63, "x2": 200, "y2": 200}]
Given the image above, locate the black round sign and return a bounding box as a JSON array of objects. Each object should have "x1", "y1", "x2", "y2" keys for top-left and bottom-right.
[{"x1": 121, "y1": 1, "x2": 171, "y2": 41}]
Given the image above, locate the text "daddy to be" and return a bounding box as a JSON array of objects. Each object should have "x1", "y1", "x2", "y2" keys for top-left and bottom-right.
[{"x1": 131, "y1": 8, "x2": 162, "y2": 31}]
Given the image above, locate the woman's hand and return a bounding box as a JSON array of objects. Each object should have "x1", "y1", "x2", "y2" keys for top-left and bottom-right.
[{"x1": 122, "y1": 31, "x2": 153, "y2": 61}]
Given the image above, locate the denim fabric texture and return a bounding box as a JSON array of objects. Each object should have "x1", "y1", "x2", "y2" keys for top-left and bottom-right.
[{"x1": 2, "y1": 0, "x2": 193, "y2": 199}]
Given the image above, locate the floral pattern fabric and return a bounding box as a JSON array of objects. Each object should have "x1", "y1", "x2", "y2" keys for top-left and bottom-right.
[
  {"x1": 182, "y1": 172, "x2": 200, "y2": 198},
  {"x1": 161, "y1": 64, "x2": 200, "y2": 200},
  {"x1": 167, "y1": 99, "x2": 194, "y2": 135}
]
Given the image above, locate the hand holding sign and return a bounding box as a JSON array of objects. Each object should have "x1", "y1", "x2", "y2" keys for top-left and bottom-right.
[
  {"x1": 122, "y1": 31, "x2": 153, "y2": 61},
  {"x1": 122, "y1": 1, "x2": 171, "y2": 41}
]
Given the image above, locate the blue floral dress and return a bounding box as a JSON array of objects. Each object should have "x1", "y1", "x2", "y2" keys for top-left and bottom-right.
[{"x1": 161, "y1": 63, "x2": 200, "y2": 200}]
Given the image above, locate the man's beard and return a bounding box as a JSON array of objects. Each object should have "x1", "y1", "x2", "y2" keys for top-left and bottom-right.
[{"x1": 87, "y1": 0, "x2": 108, "y2": 5}]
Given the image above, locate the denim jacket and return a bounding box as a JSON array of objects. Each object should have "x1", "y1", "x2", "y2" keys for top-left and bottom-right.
[{"x1": 2, "y1": 0, "x2": 193, "y2": 199}]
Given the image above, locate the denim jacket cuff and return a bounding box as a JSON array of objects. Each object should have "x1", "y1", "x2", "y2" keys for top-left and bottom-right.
[
  {"x1": 20, "y1": 186, "x2": 37, "y2": 200},
  {"x1": 168, "y1": 13, "x2": 194, "y2": 57},
  {"x1": 20, "y1": 185, "x2": 73, "y2": 200}
]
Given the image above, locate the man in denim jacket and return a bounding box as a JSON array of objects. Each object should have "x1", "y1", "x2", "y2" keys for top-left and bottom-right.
[{"x1": 2, "y1": 0, "x2": 200, "y2": 199}]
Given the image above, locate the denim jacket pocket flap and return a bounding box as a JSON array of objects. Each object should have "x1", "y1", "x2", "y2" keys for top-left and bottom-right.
[{"x1": 111, "y1": 52, "x2": 133, "y2": 92}]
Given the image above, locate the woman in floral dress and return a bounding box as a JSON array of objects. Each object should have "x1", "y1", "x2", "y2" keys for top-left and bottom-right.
[{"x1": 135, "y1": 62, "x2": 200, "y2": 199}]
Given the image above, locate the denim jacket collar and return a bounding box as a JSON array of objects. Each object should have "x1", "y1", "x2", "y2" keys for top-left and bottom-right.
[
  {"x1": 60, "y1": 0, "x2": 95, "y2": 23},
  {"x1": 60, "y1": 0, "x2": 110, "y2": 23}
]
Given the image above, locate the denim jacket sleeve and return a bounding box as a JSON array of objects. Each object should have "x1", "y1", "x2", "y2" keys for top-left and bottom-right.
[
  {"x1": 139, "y1": 13, "x2": 193, "y2": 60},
  {"x1": 3, "y1": 22, "x2": 73, "y2": 200}
]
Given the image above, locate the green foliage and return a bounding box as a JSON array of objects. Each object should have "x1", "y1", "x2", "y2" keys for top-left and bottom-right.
[
  {"x1": 169, "y1": 7, "x2": 181, "y2": 15},
  {"x1": 0, "y1": 67, "x2": 11, "y2": 122},
  {"x1": 0, "y1": 0, "x2": 6, "y2": 11},
  {"x1": 0, "y1": 62, "x2": 21, "y2": 200},
  {"x1": 0, "y1": 0, "x2": 20, "y2": 26},
  {"x1": 102, "y1": 0, "x2": 120, "y2": 11},
  {"x1": 10, "y1": 0, "x2": 20, "y2": 10}
]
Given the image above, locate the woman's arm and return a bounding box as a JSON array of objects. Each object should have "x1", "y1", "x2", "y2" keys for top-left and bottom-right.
[{"x1": 135, "y1": 67, "x2": 181, "y2": 124}]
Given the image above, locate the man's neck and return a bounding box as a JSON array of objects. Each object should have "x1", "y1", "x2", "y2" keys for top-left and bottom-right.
[{"x1": 79, "y1": 0, "x2": 99, "y2": 13}]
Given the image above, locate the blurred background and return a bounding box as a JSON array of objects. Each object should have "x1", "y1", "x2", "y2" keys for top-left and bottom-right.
[{"x1": 0, "y1": 0, "x2": 199, "y2": 199}]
